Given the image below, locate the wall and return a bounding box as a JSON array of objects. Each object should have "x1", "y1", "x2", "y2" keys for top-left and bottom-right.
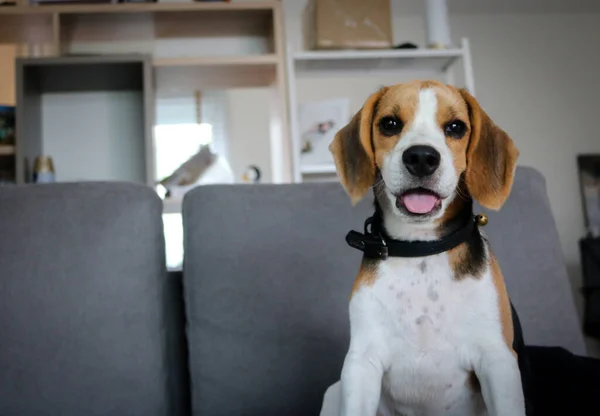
[
  {"x1": 42, "y1": 91, "x2": 146, "y2": 183},
  {"x1": 226, "y1": 88, "x2": 272, "y2": 182},
  {"x1": 449, "y1": 13, "x2": 600, "y2": 354}
]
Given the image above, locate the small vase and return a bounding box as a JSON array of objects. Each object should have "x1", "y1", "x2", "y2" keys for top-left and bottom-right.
[{"x1": 425, "y1": 0, "x2": 452, "y2": 49}]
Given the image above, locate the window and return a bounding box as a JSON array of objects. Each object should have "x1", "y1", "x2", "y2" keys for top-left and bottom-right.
[{"x1": 155, "y1": 91, "x2": 230, "y2": 269}]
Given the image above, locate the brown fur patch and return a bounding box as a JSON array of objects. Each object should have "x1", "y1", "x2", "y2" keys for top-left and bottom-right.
[
  {"x1": 351, "y1": 259, "x2": 378, "y2": 298},
  {"x1": 490, "y1": 254, "x2": 515, "y2": 353},
  {"x1": 448, "y1": 244, "x2": 472, "y2": 280},
  {"x1": 330, "y1": 88, "x2": 387, "y2": 205},
  {"x1": 459, "y1": 89, "x2": 519, "y2": 210}
]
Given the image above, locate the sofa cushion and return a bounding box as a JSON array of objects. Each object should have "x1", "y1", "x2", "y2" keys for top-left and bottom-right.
[
  {"x1": 182, "y1": 166, "x2": 585, "y2": 416},
  {"x1": 0, "y1": 182, "x2": 188, "y2": 416},
  {"x1": 183, "y1": 182, "x2": 371, "y2": 416}
]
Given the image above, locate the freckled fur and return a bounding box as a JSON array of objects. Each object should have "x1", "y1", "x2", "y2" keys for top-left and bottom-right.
[{"x1": 343, "y1": 252, "x2": 514, "y2": 416}]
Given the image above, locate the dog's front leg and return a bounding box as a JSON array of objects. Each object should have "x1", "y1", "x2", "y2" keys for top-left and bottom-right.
[
  {"x1": 475, "y1": 346, "x2": 526, "y2": 416},
  {"x1": 340, "y1": 345, "x2": 387, "y2": 416},
  {"x1": 338, "y1": 285, "x2": 392, "y2": 416}
]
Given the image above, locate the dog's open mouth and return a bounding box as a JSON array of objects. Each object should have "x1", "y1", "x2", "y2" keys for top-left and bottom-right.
[{"x1": 396, "y1": 188, "x2": 442, "y2": 215}]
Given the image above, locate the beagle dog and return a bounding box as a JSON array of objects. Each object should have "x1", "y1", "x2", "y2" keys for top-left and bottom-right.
[{"x1": 320, "y1": 80, "x2": 527, "y2": 416}]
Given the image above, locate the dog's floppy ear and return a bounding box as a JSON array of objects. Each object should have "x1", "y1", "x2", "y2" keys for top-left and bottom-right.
[
  {"x1": 329, "y1": 88, "x2": 387, "y2": 205},
  {"x1": 460, "y1": 89, "x2": 519, "y2": 210}
]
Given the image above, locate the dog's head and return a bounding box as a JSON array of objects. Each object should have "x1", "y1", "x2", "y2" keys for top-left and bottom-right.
[{"x1": 330, "y1": 80, "x2": 518, "y2": 228}]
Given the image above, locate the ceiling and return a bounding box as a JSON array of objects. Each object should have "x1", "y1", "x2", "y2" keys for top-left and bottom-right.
[{"x1": 395, "y1": 0, "x2": 600, "y2": 14}]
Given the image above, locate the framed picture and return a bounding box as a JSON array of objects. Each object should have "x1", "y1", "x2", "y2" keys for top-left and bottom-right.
[
  {"x1": 577, "y1": 155, "x2": 600, "y2": 237},
  {"x1": 298, "y1": 98, "x2": 350, "y2": 167}
]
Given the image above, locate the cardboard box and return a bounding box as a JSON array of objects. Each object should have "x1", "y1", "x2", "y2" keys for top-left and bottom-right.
[{"x1": 304, "y1": 0, "x2": 393, "y2": 50}]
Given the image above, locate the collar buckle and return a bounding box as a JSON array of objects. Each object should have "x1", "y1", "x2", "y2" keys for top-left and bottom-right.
[
  {"x1": 364, "y1": 238, "x2": 388, "y2": 260},
  {"x1": 345, "y1": 229, "x2": 389, "y2": 260}
]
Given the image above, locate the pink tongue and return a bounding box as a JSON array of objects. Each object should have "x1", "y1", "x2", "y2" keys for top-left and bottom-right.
[{"x1": 402, "y1": 193, "x2": 439, "y2": 214}]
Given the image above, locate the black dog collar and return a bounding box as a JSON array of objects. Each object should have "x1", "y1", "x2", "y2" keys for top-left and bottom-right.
[{"x1": 346, "y1": 213, "x2": 487, "y2": 260}]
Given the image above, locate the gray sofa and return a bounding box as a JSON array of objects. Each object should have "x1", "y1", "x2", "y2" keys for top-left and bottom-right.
[{"x1": 0, "y1": 166, "x2": 586, "y2": 416}]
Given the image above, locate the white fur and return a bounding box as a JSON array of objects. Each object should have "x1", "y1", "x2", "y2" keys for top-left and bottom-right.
[
  {"x1": 381, "y1": 88, "x2": 460, "y2": 234},
  {"x1": 321, "y1": 88, "x2": 526, "y2": 416},
  {"x1": 323, "y1": 252, "x2": 525, "y2": 416}
]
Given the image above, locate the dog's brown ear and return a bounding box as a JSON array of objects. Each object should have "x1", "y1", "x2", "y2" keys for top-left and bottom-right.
[
  {"x1": 330, "y1": 88, "x2": 386, "y2": 205},
  {"x1": 460, "y1": 89, "x2": 519, "y2": 210}
]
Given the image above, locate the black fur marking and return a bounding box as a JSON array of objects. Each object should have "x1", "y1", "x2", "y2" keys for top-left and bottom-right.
[{"x1": 439, "y1": 198, "x2": 487, "y2": 279}]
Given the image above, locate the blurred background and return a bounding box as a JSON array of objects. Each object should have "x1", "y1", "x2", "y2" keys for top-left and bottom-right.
[{"x1": 1, "y1": 0, "x2": 600, "y2": 353}]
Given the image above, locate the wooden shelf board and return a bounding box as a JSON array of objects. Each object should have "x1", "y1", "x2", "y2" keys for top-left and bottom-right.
[
  {"x1": 19, "y1": 54, "x2": 150, "y2": 66},
  {"x1": 155, "y1": 61, "x2": 276, "y2": 95},
  {"x1": 0, "y1": 2, "x2": 277, "y2": 15},
  {"x1": 0, "y1": 145, "x2": 15, "y2": 156},
  {"x1": 153, "y1": 53, "x2": 278, "y2": 67},
  {"x1": 294, "y1": 48, "x2": 463, "y2": 73}
]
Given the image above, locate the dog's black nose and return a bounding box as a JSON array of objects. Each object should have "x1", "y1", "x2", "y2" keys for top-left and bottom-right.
[{"x1": 402, "y1": 145, "x2": 441, "y2": 177}]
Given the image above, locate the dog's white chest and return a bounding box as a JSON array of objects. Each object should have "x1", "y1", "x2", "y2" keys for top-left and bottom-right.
[{"x1": 349, "y1": 255, "x2": 500, "y2": 416}]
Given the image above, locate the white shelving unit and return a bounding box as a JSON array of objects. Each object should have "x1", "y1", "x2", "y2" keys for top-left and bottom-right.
[
  {"x1": 0, "y1": 0, "x2": 291, "y2": 209},
  {"x1": 300, "y1": 163, "x2": 338, "y2": 175},
  {"x1": 293, "y1": 47, "x2": 464, "y2": 73},
  {"x1": 286, "y1": 37, "x2": 476, "y2": 183}
]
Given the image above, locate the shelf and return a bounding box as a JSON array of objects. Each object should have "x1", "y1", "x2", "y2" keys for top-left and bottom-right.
[
  {"x1": 0, "y1": 2, "x2": 278, "y2": 15},
  {"x1": 0, "y1": 145, "x2": 15, "y2": 156},
  {"x1": 300, "y1": 163, "x2": 337, "y2": 175},
  {"x1": 155, "y1": 60, "x2": 277, "y2": 95},
  {"x1": 15, "y1": 55, "x2": 152, "y2": 185},
  {"x1": 1, "y1": 1, "x2": 276, "y2": 44},
  {"x1": 154, "y1": 55, "x2": 278, "y2": 90},
  {"x1": 293, "y1": 48, "x2": 463, "y2": 74},
  {"x1": 21, "y1": 54, "x2": 150, "y2": 66},
  {"x1": 153, "y1": 54, "x2": 278, "y2": 67}
]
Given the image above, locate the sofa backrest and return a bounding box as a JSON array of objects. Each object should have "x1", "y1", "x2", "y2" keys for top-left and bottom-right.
[
  {"x1": 477, "y1": 167, "x2": 586, "y2": 354},
  {"x1": 183, "y1": 182, "x2": 371, "y2": 416},
  {"x1": 182, "y1": 166, "x2": 585, "y2": 416},
  {"x1": 0, "y1": 183, "x2": 189, "y2": 416}
]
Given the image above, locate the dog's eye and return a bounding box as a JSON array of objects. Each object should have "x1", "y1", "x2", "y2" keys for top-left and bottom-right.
[
  {"x1": 379, "y1": 116, "x2": 403, "y2": 136},
  {"x1": 444, "y1": 120, "x2": 467, "y2": 138}
]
